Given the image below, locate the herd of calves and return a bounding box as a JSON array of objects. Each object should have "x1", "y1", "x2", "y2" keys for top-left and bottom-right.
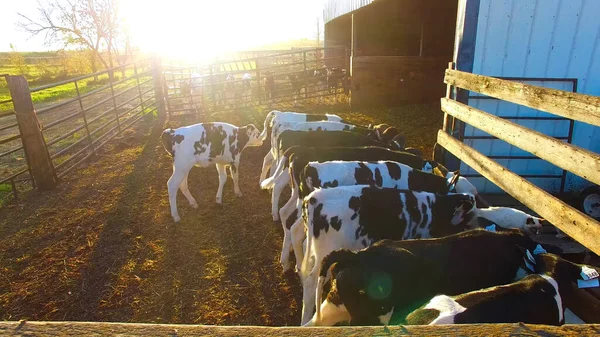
[{"x1": 161, "y1": 110, "x2": 598, "y2": 326}]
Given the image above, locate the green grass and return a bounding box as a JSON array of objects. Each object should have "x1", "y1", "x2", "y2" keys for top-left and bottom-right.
[{"x1": 0, "y1": 67, "x2": 144, "y2": 110}]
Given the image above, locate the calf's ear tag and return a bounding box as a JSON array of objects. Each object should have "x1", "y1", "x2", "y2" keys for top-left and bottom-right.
[
  {"x1": 526, "y1": 249, "x2": 536, "y2": 264},
  {"x1": 484, "y1": 224, "x2": 496, "y2": 232},
  {"x1": 533, "y1": 244, "x2": 547, "y2": 255},
  {"x1": 523, "y1": 258, "x2": 535, "y2": 273},
  {"x1": 581, "y1": 266, "x2": 600, "y2": 280},
  {"x1": 577, "y1": 279, "x2": 600, "y2": 289}
]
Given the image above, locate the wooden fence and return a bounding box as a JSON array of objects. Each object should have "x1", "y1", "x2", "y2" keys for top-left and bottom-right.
[
  {"x1": 437, "y1": 65, "x2": 600, "y2": 256},
  {"x1": 0, "y1": 58, "x2": 161, "y2": 202},
  {"x1": 1, "y1": 321, "x2": 599, "y2": 336}
]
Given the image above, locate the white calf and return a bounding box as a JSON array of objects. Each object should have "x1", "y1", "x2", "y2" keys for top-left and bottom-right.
[
  {"x1": 162, "y1": 122, "x2": 262, "y2": 222},
  {"x1": 452, "y1": 199, "x2": 546, "y2": 234}
]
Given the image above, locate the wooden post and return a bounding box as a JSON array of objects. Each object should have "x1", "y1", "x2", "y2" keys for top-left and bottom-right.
[
  {"x1": 151, "y1": 55, "x2": 166, "y2": 117},
  {"x1": 6, "y1": 75, "x2": 56, "y2": 190}
]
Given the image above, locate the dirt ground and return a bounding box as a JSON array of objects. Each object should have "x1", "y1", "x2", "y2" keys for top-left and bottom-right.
[{"x1": 0, "y1": 102, "x2": 443, "y2": 325}]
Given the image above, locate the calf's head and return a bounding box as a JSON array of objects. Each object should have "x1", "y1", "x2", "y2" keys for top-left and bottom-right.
[{"x1": 450, "y1": 196, "x2": 477, "y2": 226}]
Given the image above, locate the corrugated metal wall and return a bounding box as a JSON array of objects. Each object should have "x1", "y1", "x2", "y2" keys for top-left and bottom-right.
[{"x1": 461, "y1": 0, "x2": 600, "y2": 194}]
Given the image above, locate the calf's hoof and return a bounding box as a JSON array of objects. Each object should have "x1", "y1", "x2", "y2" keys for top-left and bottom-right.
[
  {"x1": 273, "y1": 214, "x2": 280, "y2": 222},
  {"x1": 235, "y1": 191, "x2": 243, "y2": 197},
  {"x1": 215, "y1": 198, "x2": 222, "y2": 204},
  {"x1": 190, "y1": 202, "x2": 199, "y2": 209},
  {"x1": 172, "y1": 215, "x2": 181, "y2": 223},
  {"x1": 281, "y1": 260, "x2": 291, "y2": 272}
]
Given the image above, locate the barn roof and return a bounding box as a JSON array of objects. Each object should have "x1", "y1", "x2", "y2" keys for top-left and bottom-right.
[{"x1": 323, "y1": 0, "x2": 375, "y2": 24}]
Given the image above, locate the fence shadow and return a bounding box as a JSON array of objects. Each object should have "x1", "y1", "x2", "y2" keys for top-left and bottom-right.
[{"x1": 68, "y1": 112, "x2": 169, "y2": 321}]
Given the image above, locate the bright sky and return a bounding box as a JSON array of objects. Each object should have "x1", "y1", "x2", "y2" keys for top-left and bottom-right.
[{"x1": 1, "y1": 0, "x2": 325, "y2": 59}]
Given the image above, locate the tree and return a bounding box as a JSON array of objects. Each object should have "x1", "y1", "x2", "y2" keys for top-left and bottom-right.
[
  {"x1": 17, "y1": 0, "x2": 124, "y2": 79},
  {"x1": 8, "y1": 44, "x2": 29, "y2": 74}
]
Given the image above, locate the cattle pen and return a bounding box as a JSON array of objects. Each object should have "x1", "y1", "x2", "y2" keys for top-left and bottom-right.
[{"x1": 0, "y1": 64, "x2": 599, "y2": 335}]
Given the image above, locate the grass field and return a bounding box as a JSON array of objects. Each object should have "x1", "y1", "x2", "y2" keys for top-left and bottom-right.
[{"x1": 0, "y1": 102, "x2": 444, "y2": 324}]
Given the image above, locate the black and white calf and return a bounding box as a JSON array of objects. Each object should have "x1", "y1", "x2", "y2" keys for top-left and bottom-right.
[
  {"x1": 299, "y1": 186, "x2": 476, "y2": 324},
  {"x1": 161, "y1": 122, "x2": 263, "y2": 222},
  {"x1": 452, "y1": 200, "x2": 546, "y2": 234},
  {"x1": 262, "y1": 145, "x2": 423, "y2": 222},
  {"x1": 282, "y1": 161, "x2": 455, "y2": 273},
  {"x1": 306, "y1": 229, "x2": 562, "y2": 326},
  {"x1": 264, "y1": 131, "x2": 402, "y2": 212},
  {"x1": 405, "y1": 252, "x2": 597, "y2": 326},
  {"x1": 258, "y1": 111, "x2": 342, "y2": 183},
  {"x1": 268, "y1": 121, "x2": 375, "y2": 172}
]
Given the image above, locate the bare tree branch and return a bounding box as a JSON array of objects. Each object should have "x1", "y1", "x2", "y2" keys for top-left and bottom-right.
[{"x1": 17, "y1": 0, "x2": 126, "y2": 76}]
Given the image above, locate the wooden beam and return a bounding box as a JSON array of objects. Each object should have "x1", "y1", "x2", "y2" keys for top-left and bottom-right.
[
  {"x1": 437, "y1": 130, "x2": 600, "y2": 256},
  {"x1": 6, "y1": 75, "x2": 56, "y2": 191},
  {"x1": 441, "y1": 98, "x2": 600, "y2": 186},
  {"x1": 444, "y1": 69, "x2": 600, "y2": 127},
  {"x1": 0, "y1": 321, "x2": 599, "y2": 336}
]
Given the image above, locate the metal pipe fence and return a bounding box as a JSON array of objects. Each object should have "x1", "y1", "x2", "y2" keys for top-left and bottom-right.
[
  {"x1": 0, "y1": 58, "x2": 158, "y2": 203},
  {"x1": 161, "y1": 46, "x2": 349, "y2": 118}
]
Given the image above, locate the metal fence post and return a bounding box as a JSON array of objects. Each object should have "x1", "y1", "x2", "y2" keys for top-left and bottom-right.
[
  {"x1": 151, "y1": 55, "x2": 167, "y2": 117},
  {"x1": 303, "y1": 51, "x2": 308, "y2": 99},
  {"x1": 6, "y1": 75, "x2": 56, "y2": 190}
]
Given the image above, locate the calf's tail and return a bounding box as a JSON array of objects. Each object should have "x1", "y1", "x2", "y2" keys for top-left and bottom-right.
[
  {"x1": 161, "y1": 129, "x2": 175, "y2": 157},
  {"x1": 261, "y1": 155, "x2": 288, "y2": 189}
]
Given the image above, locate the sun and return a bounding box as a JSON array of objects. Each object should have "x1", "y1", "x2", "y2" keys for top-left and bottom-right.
[{"x1": 119, "y1": 0, "x2": 323, "y2": 62}]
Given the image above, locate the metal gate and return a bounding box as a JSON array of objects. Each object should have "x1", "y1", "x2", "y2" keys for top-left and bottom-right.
[{"x1": 161, "y1": 46, "x2": 349, "y2": 119}]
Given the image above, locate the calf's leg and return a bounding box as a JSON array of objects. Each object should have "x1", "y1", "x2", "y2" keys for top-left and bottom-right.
[
  {"x1": 271, "y1": 171, "x2": 290, "y2": 221},
  {"x1": 290, "y1": 215, "x2": 306, "y2": 272},
  {"x1": 229, "y1": 163, "x2": 242, "y2": 197},
  {"x1": 215, "y1": 163, "x2": 228, "y2": 204},
  {"x1": 179, "y1": 170, "x2": 198, "y2": 208},
  {"x1": 167, "y1": 164, "x2": 190, "y2": 222},
  {"x1": 259, "y1": 151, "x2": 274, "y2": 184}
]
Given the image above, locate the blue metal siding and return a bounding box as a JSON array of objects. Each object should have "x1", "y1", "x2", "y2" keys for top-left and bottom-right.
[{"x1": 462, "y1": 0, "x2": 600, "y2": 193}]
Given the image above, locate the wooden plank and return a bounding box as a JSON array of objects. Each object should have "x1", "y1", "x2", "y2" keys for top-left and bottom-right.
[
  {"x1": 444, "y1": 69, "x2": 600, "y2": 127},
  {"x1": 437, "y1": 130, "x2": 600, "y2": 256},
  {"x1": 441, "y1": 98, "x2": 600, "y2": 186},
  {"x1": 0, "y1": 321, "x2": 599, "y2": 336}
]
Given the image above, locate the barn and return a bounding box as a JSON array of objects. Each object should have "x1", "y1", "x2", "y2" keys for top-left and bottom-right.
[
  {"x1": 325, "y1": 0, "x2": 600, "y2": 196},
  {"x1": 323, "y1": 0, "x2": 459, "y2": 106},
  {"x1": 445, "y1": 0, "x2": 600, "y2": 195}
]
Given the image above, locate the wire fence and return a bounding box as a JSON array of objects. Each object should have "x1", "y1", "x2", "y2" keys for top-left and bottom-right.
[{"x1": 0, "y1": 58, "x2": 158, "y2": 204}]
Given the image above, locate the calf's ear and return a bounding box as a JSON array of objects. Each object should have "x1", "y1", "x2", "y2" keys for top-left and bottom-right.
[
  {"x1": 451, "y1": 199, "x2": 473, "y2": 225},
  {"x1": 447, "y1": 170, "x2": 461, "y2": 190}
]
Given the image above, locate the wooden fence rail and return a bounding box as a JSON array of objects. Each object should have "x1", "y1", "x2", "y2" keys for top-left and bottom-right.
[
  {"x1": 444, "y1": 69, "x2": 600, "y2": 127},
  {"x1": 0, "y1": 321, "x2": 599, "y2": 336},
  {"x1": 438, "y1": 131, "x2": 600, "y2": 256},
  {"x1": 440, "y1": 98, "x2": 600, "y2": 186},
  {"x1": 440, "y1": 68, "x2": 600, "y2": 255}
]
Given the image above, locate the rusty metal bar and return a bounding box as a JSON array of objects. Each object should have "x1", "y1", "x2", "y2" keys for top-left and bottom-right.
[
  {"x1": 108, "y1": 76, "x2": 121, "y2": 133},
  {"x1": 74, "y1": 80, "x2": 95, "y2": 156}
]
